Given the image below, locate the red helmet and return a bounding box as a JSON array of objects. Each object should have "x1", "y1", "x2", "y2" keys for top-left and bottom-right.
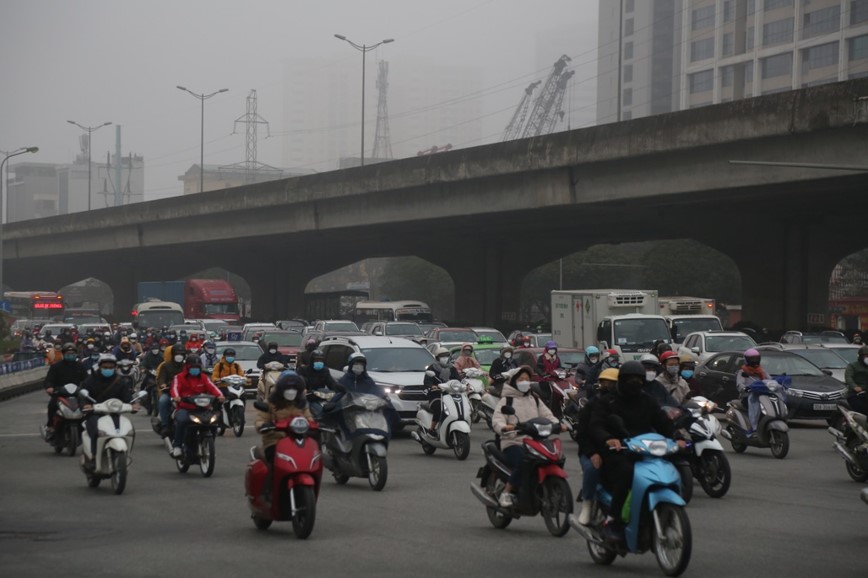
[{"x1": 659, "y1": 351, "x2": 680, "y2": 363}]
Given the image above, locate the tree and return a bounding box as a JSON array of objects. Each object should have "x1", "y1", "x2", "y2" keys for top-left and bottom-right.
[{"x1": 376, "y1": 257, "x2": 454, "y2": 320}]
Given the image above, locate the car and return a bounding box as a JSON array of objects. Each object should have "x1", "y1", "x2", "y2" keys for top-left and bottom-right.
[
  {"x1": 425, "y1": 327, "x2": 479, "y2": 348},
  {"x1": 198, "y1": 319, "x2": 229, "y2": 335},
  {"x1": 241, "y1": 322, "x2": 277, "y2": 342},
  {"x1": 310, "y1": 320, "x2": 360, "y2": 333},
  {"x1": 417, "y1": 322, "x2": 447, "y2": 335},
  {"x1": 445, "y1": 342, "x2": 504, "y2": 374},
  {"x1": 37, "y1": 323, "x2": 76, "y2": 340},
  {"x1": 512, "y1": 347, "x2": 585, "y2": 372},
  {"x1": 694, "y1": 350, "x2": 848, "y2": 420},
  {"x1": 257, "y1": 330, "x2": 304, "y2": 360},
  {"x1": 276, "y1": 319, "x2": 308, "y2": 331},
  {"x1": 470, "y1": 327, "x2": 507, "y2": 344},
  {"x1": 75, "y1": 323, "x2": 112, "y2": 338},
  {"x1": 758, "y1": 345, "x2": 848, "y2": 383},
  {"x1": 780, "y1": 330, "x2": 848, "y2": 345},
  {"x1": 215, "y1": 341, "x2": 263, "y2": 394},
  {"x1": 317, "y1": 335, "x2": 435, "y2": 426},
  {"x1": 820, "y1": 343, "x2": 861, "y2": 365},
  {"x1": 365, "y1": 321, "x2": 425, "y2": 341},
  {"x1": 678, "y1": 331, "x2": 757, "y2": 362}
]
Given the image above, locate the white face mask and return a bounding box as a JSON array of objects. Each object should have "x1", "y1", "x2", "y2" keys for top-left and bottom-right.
[
  {"x1": 352, "y1": 364, "x2": 365, "y2": 375},
  {"x1": 283, "y1": 389, "x2": 298, "y2": 401},
  {"x1": 174, "y1": 355, "x2": 184, "y2": 363},
  {"x1": 589, "y1": 356, "x2": 599, "y2": 364},
  {"x1": 269, "y1": 349, "x2": 278, "y2": 355},
  {"x1": 438, "y1": 356, "x2": 450, "y2": 365},
  {"x1": 503, "y1": 352, "x2": 512, "y2": 359},
  {"x1": 645, "y1": 371, "x2": 657, "y2": 382},
  {"x1": 516, "y1": 380, "x2": 531, "y2": 393},
  {"x1": 862, "y1": 358, "x2": 868, "y2": 367},
  {"x1": 150, "y1": 349, "x2": 159, "y2": 356},
  {"x1": 547, "y1": 349, "x2": 556, "y2": 357}
]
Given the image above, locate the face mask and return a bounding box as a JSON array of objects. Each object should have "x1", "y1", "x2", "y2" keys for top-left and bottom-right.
[
  {"x1": 64, "y1": 354, "x2": 77, "y2": 362},
  {"x1": 188, "y1": 368, "x2": 201, "y2": 376},
  {"x1": 645, "y1": 371, "x2": 657, "y2": 382},
  {"x1": 666, "y1": 366, "x2": 679, "y2": 377},
  {"x1": 100, "y1": 368, "x2": 115, "y2": 378},
  {"x1": 225, "y1": 356, "x2": 235, "y2": 363},
  {"x1": 269, "y1": 349, "x2": 278, "y2": 355},
  {"x1": 547, "y1": 349, "x2": 556, "y2": 356},
  {"x1": 174, "y1": 355, "x2": 184, "y2": 363},
  {"x1": 206, "y1": 348, "x2": 215, "y2": 355},
  {"x1": 863, "y1": 358, "x2": 868, "y2": 367},
  {"x1": 589, "y1": 356, "x2": 599, "y2": 364},
  {"x1": 681, "y1": 369, "x2": 694, "y2": 380},
  {"x1": 313, "y1": 361, "x2": 324, "y2": 371},
  {"x1": 503, "y1": 352, "x2": 512, "y2": 359},
  {"x1": 151, "y1": 349, "x2": 159, "y2": 356},
  {"x1": 462, "y1": 350, "x2": 471, "y2": 356},
  {"x1": 87, "y1": 344, "x2": 94, "y2": 350},
  {"x1": 352, "y1": 364, "x2": 365, "y2": 375},
  {"x1": 516, "y1": 380, "x2": 531, "y2": 393},
  {"x1": 283, "y1": 389, "x2": 298, "y2": 401},
  {"x1": 438, "y1": 356, "x2": 450, "y2": 364}
]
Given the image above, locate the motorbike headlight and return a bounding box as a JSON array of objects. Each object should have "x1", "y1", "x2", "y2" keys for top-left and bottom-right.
[
  {"x1": 290, "y1": 417, "x2": 310, "y2": 435},
  {"x1": 209, "y1": 414, "x2": 218, "y2": 424},
  {"x1": 644, "y1": 440, "x2": 670, "y2": 456},
  {"x1": 190, "y1": 415, "x2": 202, "y2": 424},
  {"x1": 534, "y1": 423, "x2": 553, "y2": 437}
]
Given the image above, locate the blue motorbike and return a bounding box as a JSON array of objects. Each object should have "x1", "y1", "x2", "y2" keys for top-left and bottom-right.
[{"x1": 569, "y1": 433, "x2": 692, "y2": 576}]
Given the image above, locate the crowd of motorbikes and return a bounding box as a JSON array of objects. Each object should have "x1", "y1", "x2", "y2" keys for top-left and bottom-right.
[{"x1": 33, "y1": 332, "x2": 868, "y2": 571}]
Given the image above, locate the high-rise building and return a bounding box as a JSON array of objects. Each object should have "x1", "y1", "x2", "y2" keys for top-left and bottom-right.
[{"x1": 597, "y1": 0, "x2": 868, "y2": 122}]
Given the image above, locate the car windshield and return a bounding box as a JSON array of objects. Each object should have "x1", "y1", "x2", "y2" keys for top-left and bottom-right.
[
  {"x1": 532, "y1": 334, "x2": 552, "y2": 346},
  {"x1": 793, "y1": 349, "x2": 848, "y2": 369},
  {"x1": 801, "y1": 334, "x2": 848, "y2": 344},
  {"x1": 474, "y1": 349, "x2": 501, "y2": 366},
  {"x1": 829, "y1": 347, "x2": 859, "y2": 364},
  {"x1": 171, "y1": 325, "x2": 202, "y2": 332},
  {"x1": 261, "y1": 332, "x2": 303, "y2": 347},
  {"x1": 613, "y1": 318, "x2": 671, "y2": 352},
  {"x1": 762, "y1": 353, "x2": 825, "y2": 377},
  {"x1": 216, "y1": 344, "x2": 262, "y2": 360},
  {"x1": 475, "y1": 330, "x2": 506, "y2": 342},
  {"x1": 706, "y1": 335, "x2": 756, "y2": 352},
  {"x1": 385, "y1": 323, "x2": 421, "y2": 336},
  {"x1": 361, "y1": 347, "x2": 433, "y2": 372},
  {"x1": 137, "y1": 311, "x2": 185, "y2": 329},
  {"x1": 672, "y1": 317, "x2": 722, "y2": 342},
  {"x1": 438, "y1": 330, "x2": 478, "y2": 342},
  {"x1": 201, "y1": 320, "x2": 229, "y2": 331},
  {"x1": 559, "y1": 351, "x2": 583, "y2": 367},
  {"x1": 204, "y1": 303, "x2": 238, "y2": 315},
  {"x1": 325, "y1": 321, "x2": 359, "y2": 332},
  {"x1": 64, "y1": 315, "x2": 103, "y2": 324}
]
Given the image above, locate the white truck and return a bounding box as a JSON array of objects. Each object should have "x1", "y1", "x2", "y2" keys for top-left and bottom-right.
[
  {"x1": 659, "y1": 296, "x2": 723, "y2": 344},
  {"x1": 551, "y1": 290, "x2": 672, "y2": 361}
]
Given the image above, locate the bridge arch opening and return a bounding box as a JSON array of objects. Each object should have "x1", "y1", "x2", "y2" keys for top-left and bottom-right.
[
  {"x1": 58, "y1": 278, "x2": 114, "y2": 319},
  {"x1": 305, "y1": 257, "x2": 455, "y2": 321},
  {"x1": 521, "y1": 240, "x2": 742, "y2": 328},
  {"x1": 828, "y1": 248, "x2": 868, "y2": 336}
]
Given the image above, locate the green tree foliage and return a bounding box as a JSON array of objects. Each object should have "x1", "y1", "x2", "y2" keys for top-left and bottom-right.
[{"x1": 376, "y1": 257, "x2": 454, "y2": 320}]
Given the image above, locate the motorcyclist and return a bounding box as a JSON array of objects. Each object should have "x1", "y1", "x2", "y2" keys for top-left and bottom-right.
[
  {"x1": 156, "y1": 344, "x2": 189, "y2": 438},
  {"x1": 576, "y1": 367, "x2": 619, "y2": 525},
  {"x1": 424, "y1": 346, "x2": 462, "y2": 438},
  {"x1": 297, "y1": 337, "x2": 319, "y2": 368},
  {"x1": 298, "y1": 349, "x2": 344, "y2": 417},
  {"x1": 82, "y1": 346, "x2": 103, "y2": 375},
  {"x1": 852, "y1": 332, "x2": 863, "y2": 345},
  {"x1": 199, "y1": 341, "x2": 220, "y2": 372},
  {"x1": 844, "y1": 345, "x2": 868, "y2": 415},
  {"x1": 168, "y1": 354, "x2": 224, "y2": 457},
  {"x1": 211, "y1": 347, "x2": 245, "y2": 381},
  {"x1": 601, "y1": 349, "x2": 621, "y2": 370},
  {"x1": 257, "y1": 341, "x2": 287, "y2": 369},
  {"x1": 679, "y1": 352, "x2": 700, "y2": 397},
  {"x1": 255, "y1": 371, "x2": 313, "y2": 464},
  {"x1": 41, "y1": 343, "x2": 88, "y2": 440},
  {"x1": 639, "y1": 353, "x2": 678, "y2": 407},
  {"x1": 81, "y1": 354, "x2": 135, "y2": 459},
  {"x1": 127, "y1": 333, "x2": 143, "y2": 355},
  {"x1": 112, "y1": 337, "x2": 138, "y2": 362},
  {"x1": 489, "y1": 345, "x2": 518, "y2": 396},
  {"x1": 337, "y1": 352, "x2": 386, "y2": 398},
  {"x1": 116, "y1": 358, "x2": 138, "y2": 390},
  {"x1": 453, "y1": 343, "x2": 481, "y2": 374},
  {"x1": 589, "y1": 361, "x2": 682, "y2": 543},
  {"x1": 576, "y1": 345, "x2": 603, "y2": 398},
  {"x1": 79, "y1": 337, "x2": 97, "y2": 358},
  {"x1": 185, "y1": 334, "x2": 201, "y2": 355},
  {"x1": 653, "y1": 340, "x2": 673, "y2": 359},
  {"x1": 735, "y1": 348, "x2": 773, "y2": 436},
  {"x1": 491, "y1": 365, "x2": 564, "y2": 508},
  {"x1": 536, "y1": 340, "x2": 562, "y2": 377},
  {"x1": 658, "y1": 351, "x2": 690, "y2": 404},
  {"x1": 140, "y1": 343, "x2": 164, "y2": 373}
]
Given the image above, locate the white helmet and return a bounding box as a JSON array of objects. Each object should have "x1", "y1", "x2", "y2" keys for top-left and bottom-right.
[{"x1": 433, "y1": 346, "x2": 450, "y2": 358}]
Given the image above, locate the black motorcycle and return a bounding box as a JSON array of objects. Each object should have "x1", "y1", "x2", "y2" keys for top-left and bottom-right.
[{"x1": 171, "y1": 395, "x2": 219, "y2": 477}]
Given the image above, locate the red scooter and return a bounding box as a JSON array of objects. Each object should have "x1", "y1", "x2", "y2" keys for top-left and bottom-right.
[{"x1": 245, "y1": 403, "x2": 323, "y2": 539}]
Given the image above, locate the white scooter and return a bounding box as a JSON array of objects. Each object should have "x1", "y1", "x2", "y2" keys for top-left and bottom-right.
[
  {"x1": 257, "y1": 361, "x2": 286, "y2": 402},
  {"x1": 79, "y1": 389, "x2": 147, "y2": 495},
  {"x1": 410, "y1": 373, "x2": 472, "y2": 460},
  {"x1": 463, "y1": 368, "x2": 486, "y2": 424},
  {"x1": 218, "y1": 375, "x2": 247, "y2": 438}
]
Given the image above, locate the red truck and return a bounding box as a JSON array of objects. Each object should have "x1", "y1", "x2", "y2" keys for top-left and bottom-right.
[{"x1": 137, "y1": 279, "x2": 240, "y2": 322}]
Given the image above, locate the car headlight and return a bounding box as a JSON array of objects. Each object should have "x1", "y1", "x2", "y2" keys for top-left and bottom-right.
[{"x1": 788, "y1": 389, "x2": 804, "y2": 398}]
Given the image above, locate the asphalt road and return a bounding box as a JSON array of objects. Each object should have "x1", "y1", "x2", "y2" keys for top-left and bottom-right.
[{"x1": 0, "y1": 391, "x2": 865, "y2": 578}]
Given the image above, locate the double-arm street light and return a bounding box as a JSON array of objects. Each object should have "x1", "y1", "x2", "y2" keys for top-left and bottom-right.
[
  {"x1": 177, "y1": 86, "x2": 229, "y2": 193},
  {"x1": 0, "y1": 146, "x2": 38, "y2": 294},
  {"x1": 67, "y1": 120, "x2": 111, "y2": 211},
  {"x1": 334, "y1": 34, "x2": 394, "y2": 167}
]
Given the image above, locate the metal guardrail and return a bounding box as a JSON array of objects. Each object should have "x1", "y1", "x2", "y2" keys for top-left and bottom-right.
[{"x1": 1, "y1": 355, "x2": 45, "y2": 375}]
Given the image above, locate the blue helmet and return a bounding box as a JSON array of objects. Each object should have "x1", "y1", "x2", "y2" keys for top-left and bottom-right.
[{"x1": 585, "y1": 345, "x2": 601, "y2": 363}]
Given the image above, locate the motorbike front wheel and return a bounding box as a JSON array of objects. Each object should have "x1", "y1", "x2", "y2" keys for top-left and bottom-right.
[
  {"x1": 252, "y1": 515, "x2": 272, "y2": 530},
  {"x1": 769, "y1": 430, "x2": 789, "y2": 459},
  {"x1": 676, "y1": 463, "x2": 693, "y2": 504},
  {"x1": 845, "y1": 458, "x2": 868, "y2": 482},
  {"x1": 199, "y1": 436, "x2": 216, "y2": 477},
  {"x1": 111, "y1": 450, "x2": 128, "y2": 495},
  {"x1": 698, "y1": 450, "x2": 731, "y2": 498},
  {"x1": 231, "y1": 406, "x2": 245, "y2": 438},
  {"x1": 451, "y1": 431, "x2": 470, "y2": 461},
  {"x1": 653, "y1": 503, "x2": 692, "y2": 577},
  {"x1": 541, "y1": 477, "x2": 573, "y2": 537},
  {"x1": 66, "y1": 427, "x2": 79, "y2": 457},
  {"x1": 470, "y1": 399, "x2": 481, "y2": 424},
  {"x1": 291, "y1": 486, "x2": 317, "y2": 539},
  {"x1": 367, "y1": 455, "x2": 388, "y2": 491},
  {"x1": 587, "y1": 539, "x2": 617, "y2": 565}
]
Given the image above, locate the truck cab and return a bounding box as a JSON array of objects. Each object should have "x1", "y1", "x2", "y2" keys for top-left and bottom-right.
[{"x1": 597, "y1": 314, "x2": 672, "y2": 361}]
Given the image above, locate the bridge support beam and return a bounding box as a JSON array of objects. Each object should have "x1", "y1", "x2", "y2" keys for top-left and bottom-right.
[{"x1": 242, "y1": 267, "x2": 309, "y2": 321}]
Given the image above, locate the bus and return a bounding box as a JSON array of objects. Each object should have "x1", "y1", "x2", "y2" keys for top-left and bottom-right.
[
  {"x1": 304, "y1": 290, "x2": 369, "y2": 322},
  {"x1": 3, "y1": 291, "x2": 65, "y2": 321},
  {"x1": 353, "y1": 300, "x2": 434, "y2": 324}
]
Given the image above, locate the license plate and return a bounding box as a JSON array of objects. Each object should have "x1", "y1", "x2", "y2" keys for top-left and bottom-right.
[{"x1": 813, "y1": 403, "x2": 836, "y2": 411}]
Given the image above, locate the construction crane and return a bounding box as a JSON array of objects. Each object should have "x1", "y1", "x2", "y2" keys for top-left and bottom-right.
[
  {"x1": 520, "y1": 55, "x2": 573, "y2": 139},
  {"x1": 501, "y1": 81, "x2": 541, "y2": 141}
]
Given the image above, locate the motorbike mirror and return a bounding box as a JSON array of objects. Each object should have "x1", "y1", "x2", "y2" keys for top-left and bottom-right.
[
  {"x1": 253, "y1": 401, "x2": 269, "y2": 412},
  {"x1": 79, "y1": 389, "x2": 89, "y2": 398},
  {"x1": 259, "y1": 423, "x2": 276, "y2": 433},
  {"x1": 246, "y1": 368, "x2": 253, "y2": 374},
  {"x1": 425, "y1": 370, "x2": 435, "y2": 377},
  {"x1": 63, "y1": 383, "x2": 78, "y2": 395},
  {"x1": 133, "y1": 390, "x2": 148, "y2": 401},
  {"x1": 501, "y1": 405, "x2": 516, "y2": 416}
]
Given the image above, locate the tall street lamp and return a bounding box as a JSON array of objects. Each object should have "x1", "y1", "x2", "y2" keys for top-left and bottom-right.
[
  {"x1": 177, "y1": 86, "x2": 229, "y2": 193},
  {"x1": 334, "y1": 34, "x2": 394, "y2": 167},
  {"x1": 67, "y1": 120, "x2": 111, "y2": 211},
  {"x1": 0, "y1": 146, "x2": 38, "y2": 294}
]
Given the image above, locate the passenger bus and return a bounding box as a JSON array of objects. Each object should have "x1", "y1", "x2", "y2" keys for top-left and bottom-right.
[
  {"x1": 3, "y1": 291, "x2": 65, "y2": 321},
  {"x1": 353, "y1": 300, "x2": 434, "y2": 324}
]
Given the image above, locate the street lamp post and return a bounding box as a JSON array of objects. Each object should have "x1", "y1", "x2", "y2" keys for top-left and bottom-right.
[
  {"x1": 334, "y1": 34, "x2": 394, "y2": 167},
  {"x1": 0, "y1": 146, "x2": 38, "y2": 294},
  {"x1": 67, "y1": 121, "x2": 111, "y2": 211},
  {"x1": 177, "y1": 86, "x2": 229, "y2": 193}
]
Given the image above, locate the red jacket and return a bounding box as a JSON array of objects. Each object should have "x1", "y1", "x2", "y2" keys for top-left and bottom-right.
[{"x1": 171, "y1": 368, "x2": 222, "y2": 410}]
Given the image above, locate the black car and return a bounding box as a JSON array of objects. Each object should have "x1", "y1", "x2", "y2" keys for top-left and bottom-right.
[{"x1": 694, "y1": 350, "x2": 848, "y2": 419}]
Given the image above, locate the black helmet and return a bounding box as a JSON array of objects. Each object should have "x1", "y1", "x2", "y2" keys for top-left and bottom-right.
[
  {"x1": 185, "y1": 353, "x2": 202, "y2": 367},
  {"x1": 859, "y1": 345, "x2": 868, "y2": 359},
  {"x1": 271, "y1": 371, "x2": 307, "y2": 406},
  {"x1": 616, "y1": 361, "x2": 645, "y2": 399},
  {"x1": 311, "y1": 348, "x2": 325, "y2": 360},
  {"x1": 61, "y1": 342, "x2": 77, "y2": 354},
  {"x1": 223, "y1": 347, "x2": 236, "y2": 357},
  {"x1": 267, "y1": 341, "x2": 279, "y2": 351}
]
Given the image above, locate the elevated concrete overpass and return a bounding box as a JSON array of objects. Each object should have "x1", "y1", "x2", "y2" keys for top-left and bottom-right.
[{"x1": 6, "y1": 80, "x2": 868, "y2": 329}]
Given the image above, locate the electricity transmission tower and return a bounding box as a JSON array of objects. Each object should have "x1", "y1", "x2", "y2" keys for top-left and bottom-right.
[
  {"x1": 371, "y1": 60, "x2": 393, "y2": 160},
  {"x1": 231, "y1": 89, "x2": 271, "y2": 183}
]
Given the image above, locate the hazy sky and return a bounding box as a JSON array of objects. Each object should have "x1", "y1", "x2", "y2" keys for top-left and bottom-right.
[{"x1": 1, "y1": 0, "x2": 598, "y2": 200}]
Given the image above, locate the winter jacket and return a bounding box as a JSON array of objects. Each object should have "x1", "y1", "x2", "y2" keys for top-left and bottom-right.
[
  {"x1": 492, "y1": 383, "x2": 558, "y2": 450},
  {"x1": 257, "y1": 351, "x2": 288, "y2": 370},
  {"x1": 255, "y1": 402, "x2": 313, "y2": 451},
  {"x1": 424, "y1": 362, "x2": 461, "y2": 401},
  {"x1": 200, "y1": 352, "x2": 220, "y2": 370},
  {"x1": 644, "y1": 379, "x2": 678, "y2": 408},
  {"x1": 81, "y1": 373, "x2": 132, "y2": 404},
  {"x1": 657, "y1": 372, "x2": 691, "y2": 405},
  {"x1": 536, "y1": 354, "x2": 562, "y2": 377},
  {"x1": 589, "y1": 390, "x2": 676, "y2": 451},
  {"x1": 489, "y1": 357, "x2": 518, "y2": 382},
  {"x1": 170, "y1": 368, "x2": 223, "y2": 411},
  {"x1": 735, "y1": 364, "x2": 771, "y2": 395},
  {"x1": 298, "y1": 365, "x2": 343, "y2": 392},
  {"x1": 156, "y1": 360, "x2": 185, "y2": 390},
  {"x1": 112, "y1": 346, "x2": 138, "y2": 362},
  {"x1": 844, "y1": 360, "x2": 868, "y2": 394},
  {"x1": 140, "y1": 352, "x2": 164, "y2": 372},
  {"x1": 212, "y1": 358, "x2": 245, "y2": 383},
  {"x1": 44, "y1": 359, "x2": 88, "y2": 391},
  {"x1": 454, "y1": 354, "x2": 481, "y2": 373},
  {"x1": 338, "y1": 371, "x2": 385, "y2": 398}
]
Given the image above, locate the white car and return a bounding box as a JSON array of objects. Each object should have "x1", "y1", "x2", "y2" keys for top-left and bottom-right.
[
  {"x1": 820, "y1": 343, "x2": 861, "y2": 366},
  {"x1": 678, "y1": 331, "x2": 756, "y2": 362},
  {"x1": 318, "y1": 335, "x2": 435, "y2": 427},
  {"x1": 215, "y1": 341, "x2": 264, "y2": 394}
]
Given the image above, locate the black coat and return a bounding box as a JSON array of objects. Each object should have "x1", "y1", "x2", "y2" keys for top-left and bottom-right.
[
  {"x1": 44, "y1": 360, "x2": 88, "y2": 391},
  {"x1": 298, "y1": 365, "x2": 344, "y2": 392},
  {"x1": 589, "y1": 390, "x2": 676, "y2": 452},
  {"x1": 489, "y1": 357, "x2": 518, "y2": 382},
  {"x1": 81, "y1": 373, "x2": 133, "y2": 404},
  {"x1": 257, "y1": 351, "x2": 288, "y2": 369}
]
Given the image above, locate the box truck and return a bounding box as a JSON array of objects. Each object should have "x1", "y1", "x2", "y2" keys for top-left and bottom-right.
[{"x1": 658, "y1": 296, "x2": 722, "y2": 343}]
